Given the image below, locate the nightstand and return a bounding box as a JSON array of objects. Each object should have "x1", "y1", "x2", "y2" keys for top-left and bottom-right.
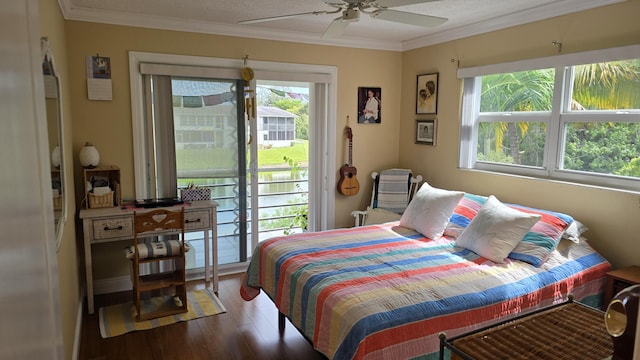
[{"x1": 604, "y1": 265, "x2": 640, "y2": 307}]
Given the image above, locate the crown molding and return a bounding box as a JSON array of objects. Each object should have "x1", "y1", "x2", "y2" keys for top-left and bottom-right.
[
  {"x1": 58, "y1": 2, "x2": 403, "y2": 51},
  {"x1": 58, "y1": 0, "x2": 625, "y2": 53},
  {"x1": 401, "y1": 0, "x2": 625, "y2": 51}
]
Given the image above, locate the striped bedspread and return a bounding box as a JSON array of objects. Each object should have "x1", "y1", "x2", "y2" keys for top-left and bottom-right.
[{"x1": 241, "y1": 222, "x2": 610, "y2": 360}]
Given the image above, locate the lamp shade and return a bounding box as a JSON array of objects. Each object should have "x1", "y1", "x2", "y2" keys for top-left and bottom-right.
[
  {"x1": 79, "y1": 142, "x2": 100, "y2": 168},
  {"x1": 51, "y1": 145, "x2": 61, "y2": 168}
]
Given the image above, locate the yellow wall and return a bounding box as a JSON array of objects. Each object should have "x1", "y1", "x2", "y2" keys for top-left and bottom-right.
[
  {"x1": 400, "y1": 0, "x2": 640, "y2": 269},
  {"x1": 65, "y1": 22, "x2": 403, "y2": 278},
  {"x1": 39, "y1": 0, "x2": 80, "y2": 359}
]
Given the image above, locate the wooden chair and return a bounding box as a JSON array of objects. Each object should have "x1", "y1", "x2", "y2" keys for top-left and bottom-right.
[
  {"x1": 130, "y1": 208, "x2": 188, "y2": 321},
  {"x1": 351, "y1": 169, "x2": 422, "y2": 227}
]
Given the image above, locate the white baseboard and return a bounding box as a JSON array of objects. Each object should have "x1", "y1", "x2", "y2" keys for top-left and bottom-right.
[
  {"x1": 72, "y1": 287, "x2": 85, "y2": 360},
  {"x1": 94, "y1": 276, "x2": 132, "y2": 295},
  {"x1": 71, "y1": 298, "x2": 82, "y2": 360}
]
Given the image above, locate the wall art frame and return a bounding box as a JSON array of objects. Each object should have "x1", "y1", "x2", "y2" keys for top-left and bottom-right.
[
  {"x1": 357, "y1": 86, "x2": 381, "y2": 124},
  {"x1": 415, "y1": 119, "x2": 436, "y2": 145},
  {"x1": 416, "y1": 73, "x2": 438, "y2": 115}
]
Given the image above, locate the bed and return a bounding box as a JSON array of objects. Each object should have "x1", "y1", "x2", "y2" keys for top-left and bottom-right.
[{"x1": 240, "y1": 187, "x2": 611, "y2": 360}]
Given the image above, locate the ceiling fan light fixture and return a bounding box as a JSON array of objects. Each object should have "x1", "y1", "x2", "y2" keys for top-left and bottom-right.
[
  {"x1": 242, "y1": 0, "x2": 448, "y2": 38},
  {"x1": 342, "y1": 8, "x2": 361, "y2": 21}
]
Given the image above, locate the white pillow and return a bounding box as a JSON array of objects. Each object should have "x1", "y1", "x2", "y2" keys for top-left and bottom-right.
[
  {"x1": 561, "y1": 220, "x2": 588, "y2": 243},
  {"x1": 364, "y1": 206, "x2": 401, "y2": 226},
  {"x1": 399, "y1": 183, "x2": 464, "y2": 239},
  {"x1": 455, "y1": 195, "x2": 541, "y2": 263}
]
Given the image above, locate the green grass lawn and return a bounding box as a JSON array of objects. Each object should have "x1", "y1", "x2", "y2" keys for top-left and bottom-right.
[
  {"x1": 258, "y1": 141, "x2": 308, "y2": 166},
  {"x1": 176, "y1": 141, "x2": 308, "y2": 171}
]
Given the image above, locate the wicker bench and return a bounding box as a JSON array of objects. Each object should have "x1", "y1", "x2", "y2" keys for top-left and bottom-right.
[{"x1": 439, "y1": 298, "x2": 613, "y2": 360}]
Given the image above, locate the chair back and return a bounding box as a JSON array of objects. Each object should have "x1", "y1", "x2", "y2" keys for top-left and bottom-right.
[
  {"x1": 130, "y1": 207, "x2": 187, "y2": 321},
  {"x1": 134, "y1": 208, "x2": 185, "y2": 239}
]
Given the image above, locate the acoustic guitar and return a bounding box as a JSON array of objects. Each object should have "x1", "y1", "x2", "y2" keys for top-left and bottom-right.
[{"x1": 337, "y1": 126, "x2": 360, "y2": 196}]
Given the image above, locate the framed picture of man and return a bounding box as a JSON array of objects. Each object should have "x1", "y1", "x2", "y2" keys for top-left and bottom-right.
[
  {"x1": 415, "y1": 119, "x2": 436, "y2": 145},
  {"x1": 357, "y1": 87, "x2": 381, "y2": 124},
  {"x1": 416, "y1": 73, "x2": 438, "y2": 114}
]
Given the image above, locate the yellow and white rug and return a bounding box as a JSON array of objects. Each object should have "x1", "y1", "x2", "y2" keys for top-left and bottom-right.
[{"x1": 99, "y1": 288, "x2": 226, "y2": 338}]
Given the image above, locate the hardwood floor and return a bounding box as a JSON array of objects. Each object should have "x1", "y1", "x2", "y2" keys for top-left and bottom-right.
[{"x1": 78, "y1": 273, "x2": 326, "y2": 360}]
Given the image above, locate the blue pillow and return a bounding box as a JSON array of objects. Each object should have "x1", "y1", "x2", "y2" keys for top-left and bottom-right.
[{"x1": 506, "y1": 204, "x2": 574, "y2": 267}]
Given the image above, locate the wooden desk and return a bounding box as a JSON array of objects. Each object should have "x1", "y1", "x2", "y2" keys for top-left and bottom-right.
[{"x1": 79, "y1": 200, "x2": 218, "y2": 314}]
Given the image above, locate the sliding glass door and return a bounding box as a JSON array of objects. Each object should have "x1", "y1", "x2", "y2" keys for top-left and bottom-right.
[
  {"x1": 147, "y1": 77, "x2": 316, "y2": 270},
  {"x1": 252, "y1": 80, "x2": 310, "y2": 243},
  {"x1": 143, "y1": 75, "x2": 248, "y2": 273},
  {"x1": 129, "y1": 52, "x2": 337, "y2": 274},
  {"x1": 170, "y1": 78, "x2": 248, "y2": 267}
]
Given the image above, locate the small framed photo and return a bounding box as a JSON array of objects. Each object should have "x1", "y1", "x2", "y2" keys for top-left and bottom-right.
[
  {"x1": 416, "y1": 73, "x2": 438, "y2": 114},
  {"x1": 357, "y1": 87, "x2": 381, "y2": 124},
  {"x1": 415, "y1": 119, "x2": 436, "y2": 145}
]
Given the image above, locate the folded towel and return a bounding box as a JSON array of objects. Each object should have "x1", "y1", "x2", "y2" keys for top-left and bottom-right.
[
  {"x1": 125, "y1": 240, "x2": 191, "y2": 260},
  {"x1": 374, "y1": 168, "x2": 412, "y2": 214},
  {"x1": 93, "y1": 186, "x2": 112, "y2": 196}
]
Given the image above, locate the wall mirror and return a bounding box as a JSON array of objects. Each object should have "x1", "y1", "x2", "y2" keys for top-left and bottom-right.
[{"x1": 42, "y1": 37, "x2": 66, "y2": 251}]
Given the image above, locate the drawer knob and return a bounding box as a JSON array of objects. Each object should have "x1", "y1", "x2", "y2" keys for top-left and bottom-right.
[
  {"x1": 185, "y1": 218, "x2": 201, "y2": 224},
  {"x1": 104, "y1": 225, "x2": 123, "y2": 231}
]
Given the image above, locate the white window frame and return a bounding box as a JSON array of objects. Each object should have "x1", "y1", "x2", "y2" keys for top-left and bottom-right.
[
  {"x1": 459, "y1": 45, "x2": 640, "y2": 191},
  {"x1": 128, "y1": 51, "x2": 338, "y2": 237}
]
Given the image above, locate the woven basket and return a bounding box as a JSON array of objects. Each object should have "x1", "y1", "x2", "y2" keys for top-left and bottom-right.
[
  {"x1": 53, "y1": 195, "x2": 62, "y2": 210},
  {"x1": 89, "y1": 191, "x2": 114, "y2": 208}
]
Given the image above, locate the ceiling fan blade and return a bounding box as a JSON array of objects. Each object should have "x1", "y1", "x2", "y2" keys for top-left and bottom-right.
[
  {"x1": 321, "y1": 0, "x2": 347, "y2": 5},
  {"x1": 374, "y1": 0, "x2": 441, "y2": 7},
  {"x1": 239, "y1": 10, "x2": 329, "y2": 24},
  {"x1": 322, "y1": 17, "x2": 351, "y2": 38},
  {"x1": 371, "y1": 9, "x2": 447, "y2": 27}
]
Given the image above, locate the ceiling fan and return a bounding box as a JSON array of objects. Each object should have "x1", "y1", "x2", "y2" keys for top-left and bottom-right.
[{"x1": 238, "y1": 0, "x2": 447, "y2": 39}]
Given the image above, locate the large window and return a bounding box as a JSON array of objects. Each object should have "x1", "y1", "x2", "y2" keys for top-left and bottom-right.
[
  {"x1": 459, "y1": 45, "x2": 640, "y2": 191},
  {"x1": 129, "y1": 52, "x2": 337, "y2": 272}
]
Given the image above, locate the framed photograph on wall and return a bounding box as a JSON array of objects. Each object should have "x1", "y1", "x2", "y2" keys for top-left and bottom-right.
[
  {"x1": 357, "y1": 87, "x2": 381, "y2": 124},
  {"x1": 415, "y1": 119, "x2": 436, "y2": 145},
  {"x1": 416, "y1": 73, "x2": 438, "y2": 114}
]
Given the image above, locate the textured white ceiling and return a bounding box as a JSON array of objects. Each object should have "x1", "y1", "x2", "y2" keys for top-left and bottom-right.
[{"x1": 58, "y1": 0, "x2": 624, "y2": 51}]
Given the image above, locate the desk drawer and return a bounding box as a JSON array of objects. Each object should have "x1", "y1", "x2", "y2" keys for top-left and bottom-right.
[
  {"x1": 184, "y1": 210, "x2": 211, "y2": 231},
  {"x1": 92, "y1": 216, "x2": 133, "y2": 240}
]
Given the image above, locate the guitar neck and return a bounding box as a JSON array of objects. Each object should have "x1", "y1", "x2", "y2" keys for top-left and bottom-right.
[{"x1": 348, "y1": 138, "x2": 353, "y2": 166}]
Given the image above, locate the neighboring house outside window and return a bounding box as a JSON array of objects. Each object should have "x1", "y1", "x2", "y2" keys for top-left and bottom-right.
[
  {"x1": 257, "y1": 106, "x2": 297, "y2": 148},
  {"x1": 173, "y1": 80, "x2": 232, "y2": 150}
]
